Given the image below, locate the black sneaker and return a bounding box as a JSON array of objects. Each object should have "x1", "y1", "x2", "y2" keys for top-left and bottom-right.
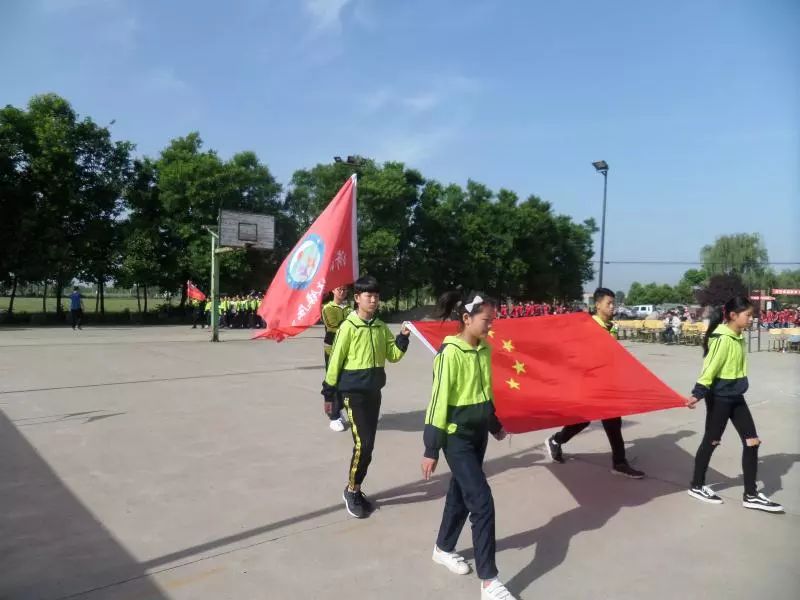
[
  {"x1": 688, "y1": 485, "x2": 723, "y2": 504},
  {"x1": 357, "y1": 490, "x2": 375, "y2": 513},
  {"x1": 546, "y1": 435, "x2": 564, "y2": 463},
  {"x1": 611, "y1": 462, "x2": 645, "y2": 479},
  {"x1": 743, "y1": 492, "x2": 784, "y2": 513},
  {"x1": 343, "y1": 487, "x2": 367, "y2": 519}
]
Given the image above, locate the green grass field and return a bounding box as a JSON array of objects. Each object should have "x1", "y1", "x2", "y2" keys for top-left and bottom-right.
[{"x1": 1, "y1": 296, "x2": 158, "y2": 313}]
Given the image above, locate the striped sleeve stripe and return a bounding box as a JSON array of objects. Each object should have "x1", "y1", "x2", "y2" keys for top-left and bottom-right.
[{"x1": 426, "y1": 349, "x2": 447, "y2": 426}]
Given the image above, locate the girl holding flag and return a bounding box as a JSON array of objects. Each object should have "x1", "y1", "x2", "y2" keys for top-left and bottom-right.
[
  {"x1": 421, "y1": 290, "x2": 517, "y2": 600},
  {"x1": 687, "y1": 296, "x2": 783, "y2": 512}
]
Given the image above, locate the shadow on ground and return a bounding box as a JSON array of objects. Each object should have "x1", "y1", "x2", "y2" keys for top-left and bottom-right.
[{"x1": 0, "y1": 411, "x2": 168, "y2": 600}]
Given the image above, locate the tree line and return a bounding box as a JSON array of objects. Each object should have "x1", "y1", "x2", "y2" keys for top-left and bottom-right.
[
  {"x1": 1, "y1": 94, "x2": 597, "y2": 318},
  {"x1": 623, "y1": 234, "x2": 800, "y2": 306}
]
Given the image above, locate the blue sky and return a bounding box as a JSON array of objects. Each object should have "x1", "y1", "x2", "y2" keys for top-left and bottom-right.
[{"x1": 2, "y1": 0, "x2": 798, "y2": 291}]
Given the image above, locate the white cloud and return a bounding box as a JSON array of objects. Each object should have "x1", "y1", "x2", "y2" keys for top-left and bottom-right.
[
  {"x1": 144, "y1": 67, "x2": 188, "y2": 93},
  {"x1": 362, "y1": 88, "x2": 392, "y2": 112},
  {"x1": 360, "y1": 76, "x2": 481, "y2": 116},
  {"x1": 40, "y1": 0, "x2": 124, "y2": 12},
  {"x1": 303, "y1": 0, "x2": 354, "y2": 31},
  {"x1": 376, "y1": 126, "x2": 460, "y2": 165},
  {"x1": 401, "y1": 92, "x2": 442, "y2": 113}
]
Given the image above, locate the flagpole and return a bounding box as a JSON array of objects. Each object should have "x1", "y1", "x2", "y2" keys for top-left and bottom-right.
[
  {"x1": 350, "y1": 173, "x2": 359, "y2": 281},
  {"x1": 405, "y1": 321, "x2": 437, "y2": 354}
]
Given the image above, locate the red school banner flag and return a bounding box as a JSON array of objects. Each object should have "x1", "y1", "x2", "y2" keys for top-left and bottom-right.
[
  {"x1": 254, "y1": 175, "x2": 359, "y2": 341},
  {"x1": 407, "y1": 313, "x2": 685, "y2": 433},
  {"x1": 186, "y1": 280, "x2": 206, "y2": 302}
]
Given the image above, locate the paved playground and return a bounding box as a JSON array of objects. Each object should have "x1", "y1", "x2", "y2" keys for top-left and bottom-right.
[{"x1": 1, "y1": 325, "x2": 798, "y2": 600}]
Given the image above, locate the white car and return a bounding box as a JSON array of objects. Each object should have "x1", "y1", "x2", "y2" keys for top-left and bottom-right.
[{"x1": 631, "y1": 305, "x2": 656, "y2": 318}]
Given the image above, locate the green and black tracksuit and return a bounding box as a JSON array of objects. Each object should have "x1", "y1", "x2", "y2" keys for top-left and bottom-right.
[
  {"x1": 690, "y1": 324, "x2": 759, "y2": 495},
  {"x1": 321, "y1": 301, "x2": 352, "y2": 421},
  {"x1": 552, "y1": 314, "x2": 627, "y2": 466},
  {"x1": 322, "y1": 312, "x2": 409, "y2": 487},
  {"x1": 423, "y1": 335, "x2": 501, "y2": 581}
]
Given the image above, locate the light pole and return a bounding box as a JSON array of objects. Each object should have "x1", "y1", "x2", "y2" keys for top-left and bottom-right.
[{"x1": 592, "y1": 160, "x2": 609, "y2": 289}]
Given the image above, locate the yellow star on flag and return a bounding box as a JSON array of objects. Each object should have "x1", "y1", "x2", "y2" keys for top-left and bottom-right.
[
  {"x1": 502, "y1": 339, "x2": 515, "y2": 352},
  {"x1": 488, "y1": 330, "x2": 496, "y2": 338},
  {"x1": 506, "y1": 377, "x2": 521, "y2": 390},
  {"x1": 513, "y1": 360, "x2": 526, "y2": 375}
]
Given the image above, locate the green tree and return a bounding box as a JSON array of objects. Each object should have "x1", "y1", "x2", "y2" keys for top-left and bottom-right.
[
  {"x1": 701, "y1": 233, "x2": 768, "y2": 289},
  {"x1": 286, "y1": 159, "x2": 426, "y2": 309},
  {"x1": 1, "y1": 94, "x2": 132, "y2": 316},
  {"x1": 695, "y1": 273, "x2": 748, "y2": 306},
  {"x1": 773, "y1": 269, "x2": 800, "y2": 303},
  {"x1": 152, "y1": 134, "x2": 282, "y2": 302}
]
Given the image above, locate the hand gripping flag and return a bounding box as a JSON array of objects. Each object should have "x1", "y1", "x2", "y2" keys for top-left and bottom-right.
[
  {"x1": 254, "y1": 175, "x2": 359, "y2": 341},
  {"x1": 186, "y1": 280, "x2": 206, "y2": 302},
  {"x1": 407, "y1": 313, "x2": 685, "y2": 433}
]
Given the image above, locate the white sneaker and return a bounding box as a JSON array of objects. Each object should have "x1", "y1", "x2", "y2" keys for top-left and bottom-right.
[
  {"x1": 329, "y1": 418, "x2": 346, "y2": 432},
  {"x1": 481, "y1": 579, "x2": 516, "y2": 600},
  {"x1": 432, "y1": 545, "x2": 471, "y2": 575}
]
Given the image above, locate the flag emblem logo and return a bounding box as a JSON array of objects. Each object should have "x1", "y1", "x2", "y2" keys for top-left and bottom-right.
[{"x1": 286, "y1": 234, "x2": 325, "y2": 290}]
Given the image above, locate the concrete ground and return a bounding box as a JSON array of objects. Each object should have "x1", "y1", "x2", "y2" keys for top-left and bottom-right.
[{"x1": 1, "y1": 325, "x2": 798, "y2": 600}]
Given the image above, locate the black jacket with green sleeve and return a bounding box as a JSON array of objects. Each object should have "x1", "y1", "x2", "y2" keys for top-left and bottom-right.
[
  {"x1": 322, "y1": 312, "x2": 409, "y2": 400},
  {"x1": 423, "y1": 335, "x2": 502, "y2": 459}
]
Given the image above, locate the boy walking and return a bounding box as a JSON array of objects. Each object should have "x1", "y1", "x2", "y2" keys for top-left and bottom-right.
[
  {"x1": 322, "y1": 285, "x2": 352, "y2": 432},
  {"x1": 322, "y1": 275, "x2": 410, "y2": 518}
]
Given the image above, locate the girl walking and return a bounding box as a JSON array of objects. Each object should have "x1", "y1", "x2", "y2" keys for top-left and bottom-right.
[
  {"x1": 687, "y1": 296, "x2": 783, "y2": 512},
  {"x1": 421, "y1": 290, "x2": 518, "y2": 600}
]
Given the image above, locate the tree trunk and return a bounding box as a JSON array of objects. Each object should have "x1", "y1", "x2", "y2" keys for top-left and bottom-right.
[
  {"x1": 100, "y1": 278, "x2": 105, "y2": 315},
  {"x1": 8, "y1": 275, "x2": 18, "y2": 316},
  {"x1": 42, "y1": 281, "x2": 48, "y2": 313},
  {"x1": 55, "y1": 277, "x2": 64, "y2": 318},
  {"x1": 143, "y1": 284, "x2": 148, "y2": 313},
  {"x1": 136, "y1": 284, "x2": 141, "y2": 313},
  {"x1": 95, "y1": 287, "x2": 100, "y2": 312}
]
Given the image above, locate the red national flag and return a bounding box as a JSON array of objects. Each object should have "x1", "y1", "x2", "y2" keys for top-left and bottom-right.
[
  {"x1": 186, "y1": 280, "x2": 206, "y2": 301},
  {"x1": 408, "y1": 313, "x2": 685, "y2": 433},
  {"x1": 254, "y1": 175, "x2": 359, "y2": 341}
]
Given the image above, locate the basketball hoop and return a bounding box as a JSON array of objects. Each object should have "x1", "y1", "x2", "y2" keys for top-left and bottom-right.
[{"x1": 219, "y1": 210, "x2": 275, "y2": 250}]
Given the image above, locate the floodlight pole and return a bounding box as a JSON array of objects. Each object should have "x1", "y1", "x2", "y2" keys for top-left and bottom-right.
[
  {"x1": 599, "y1": 169, "x2": 608, "y2": 289},
  {"x1": 592, "y1": 161, "x2": 609, "y2": 289}
]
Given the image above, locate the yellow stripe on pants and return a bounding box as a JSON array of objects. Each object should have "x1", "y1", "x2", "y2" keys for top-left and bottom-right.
[{"x1": 345, "y1": 397, "x2": 361, "y2": 489}]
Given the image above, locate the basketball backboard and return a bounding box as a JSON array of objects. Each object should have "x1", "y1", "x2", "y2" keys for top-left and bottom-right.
[{"x1": 219, "y1": 210, "x2": 275, "y2": 250}]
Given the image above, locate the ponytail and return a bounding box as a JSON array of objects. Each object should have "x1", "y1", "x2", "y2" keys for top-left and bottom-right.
[
  {"x1": 702, "y1": 306, "x2": 724, "y2": 357},
  {"x1": 702, "y1": 295, "x2": 754, "y2": 356},
  {"x1": 434, "y1": 289, "x2": 496, "y2": 329}
]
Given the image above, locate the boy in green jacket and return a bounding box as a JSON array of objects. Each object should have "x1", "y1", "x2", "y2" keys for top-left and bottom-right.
[{"x1": 322, "y1": 275, "x2": 410, "y2": 518}]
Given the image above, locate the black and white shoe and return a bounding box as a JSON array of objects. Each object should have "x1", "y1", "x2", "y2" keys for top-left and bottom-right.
[
  {"x1": 343, "y1": 487, "x2": 368, "y2": 519},
  {"x1": 743, "y1": 492, "x2": 784, "y2": 513},
  {"x1": 688, "y1": 485, "x2": 723, "y2": 504},
  {"x1": 546, "y1": 435, "x2": 564, "y2": 463},
  {"x1": 357, "y1": 490, "x2": 375, "y2": 514},
  {"x1": 611, "y1": 462, "x2": 645, "y2": 479}
]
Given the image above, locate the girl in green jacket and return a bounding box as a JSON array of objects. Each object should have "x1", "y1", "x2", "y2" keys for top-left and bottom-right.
[
  {"x1": 421, "y1": 290, "x2": 517, "y2": 600},
  {"x1": 687, "y1": 295, "x2": 783, "y2": 512}
]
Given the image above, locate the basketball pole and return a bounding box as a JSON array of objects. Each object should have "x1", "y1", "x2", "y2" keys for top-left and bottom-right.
[{"x1": 206, "y1": 216, "x2": 232, "y2": 343}]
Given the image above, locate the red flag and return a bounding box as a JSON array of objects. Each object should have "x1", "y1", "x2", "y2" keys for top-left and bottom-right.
[
  {"x1": 186, "y1": 280, "x2": 206, "y2": 301},
  {"x1": 408, "y1": 313, "x2": 685, "y2": 433},
  {"x1": 254, "y1": 175, "x2": 359, "y2": 341}
]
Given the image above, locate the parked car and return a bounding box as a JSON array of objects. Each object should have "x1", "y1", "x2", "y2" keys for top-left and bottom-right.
[
  {"x1": 631, "y1": 304, "x2": 656, "y2": 318},
  {"x1": 615, "y1": 306, "x2": 636, "y2": 319}
]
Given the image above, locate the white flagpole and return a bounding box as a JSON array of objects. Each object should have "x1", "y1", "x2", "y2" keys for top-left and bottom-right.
[
  {"x1": 350, "y1": 173, "x2": 359, "y2": 281},
  {"x1": 403, "y1": 321, "x2": 437, "y2": 355}
]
